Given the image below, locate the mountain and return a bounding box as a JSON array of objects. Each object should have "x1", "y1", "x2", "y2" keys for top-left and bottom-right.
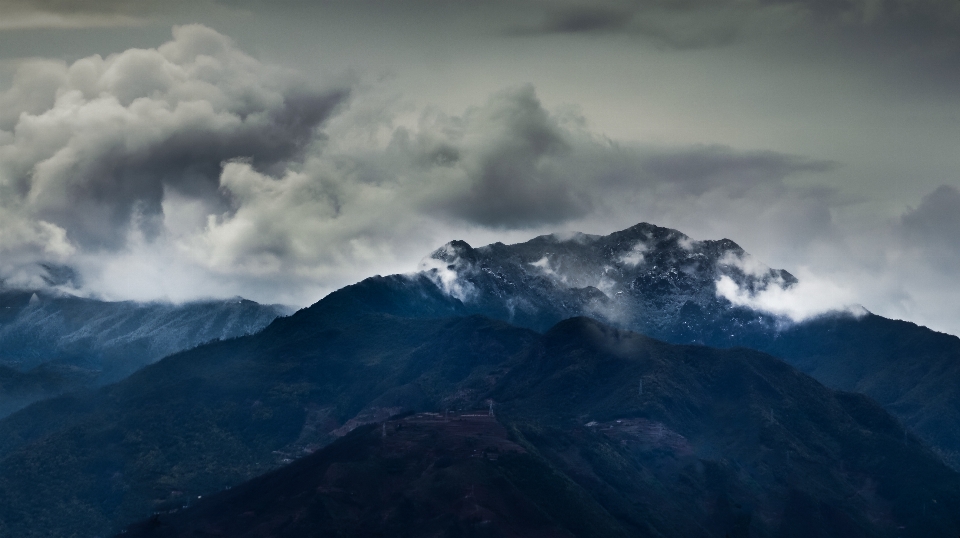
[
  {"x1": 0, "y1": 362, "x2": 97, "y2": 418},
  {"x1": 0, "y1": 313, "x2": 539, "y2": 537},
  {"x1": 115, "y1": 317, "x2": 960, "y2": 538},
  {"x1": 3, "y1": 221, "x2": 959, "y2": 536},
  {"x1": 337, "y1": 222, "x2": 960, "y2": 469},
  {"x1": 415, "y1": 223, "x2": 795, "y2": 344},
  {"x1": 0, "y1": 299, "x2": 958, "y2": 536},
  {"x1": 121, "y1": 413, "x2": 629, "y2": 538},
  {"x1": 0, "y1": 289, "x2": 292, "y2": 416}
]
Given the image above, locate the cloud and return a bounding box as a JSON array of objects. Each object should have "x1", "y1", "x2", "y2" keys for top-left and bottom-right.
[
  {"x1": 513, "y1": 0, "x2": 960, "y2": 60},
  {"x1": 0, "y1": 24, "x2": 345, "y2": 251},
  {"x1": 535, "y1": 6, "x2": 633, "y2": 34},
  {"x1": 0, "y1": 25, "x2": 856, "y2": 308},
  {"x1": 718, "y1": 250, "x2": 780, "y2": 280},
  {"x1": 711, "y1": 243, "x2": 868, "y2": 324},
  {"x1": 715, "y1": 270, "x2": 865, "y2": 322},
  {"x1": 409, "y1": 85, "x2": 593, "y2": 228},
  {"x1": 618, "y1": 242, "x2": 647, "y2": 267},
  {"x1": 417, "y1": 242, "x2": 477, "y2": 302},
  {"x1": 638, "y1": 146, "x2": 837, "y2": 197},
  {"x1": 383, "y1": 87, "x2": 836, "y2": 233},
  {"x1": 0, "y1": 0, "x2": 182, "y2": 30},
  {"x1": 699, "y1": 182, "x2": 960, "y2": 335},
  {"x1": 506, "y1": 1, "x2": 750, "y2": 48},
  {"x1": 0, "y1": 12, "x2": 145, "y2": 30},
  {"x1": 528, "y1": 255, "x2": 567, "y2": 283}
]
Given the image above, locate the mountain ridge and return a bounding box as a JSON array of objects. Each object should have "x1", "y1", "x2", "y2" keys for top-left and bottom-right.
[
  {"x1": 0, "y1": 290, "x2": 292, "y2": 416},
  {"x1": 379, "y1": 222, "x2": 960, "y2": 469},
  {"x1": 107, "y1": 315, "x2": 960, "y2": 537},
  {"x1": 1, "y1": 221, "x2": 959, "y2": 535}
]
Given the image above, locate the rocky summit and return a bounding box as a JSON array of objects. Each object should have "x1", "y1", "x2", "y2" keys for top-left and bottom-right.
[{"x1": 419, "y1": 222, "x2": 800, "y2": 346}]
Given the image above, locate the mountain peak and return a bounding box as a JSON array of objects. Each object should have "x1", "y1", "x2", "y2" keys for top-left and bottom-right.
[
  {"x1": 410, "y1": 222, "x2": 796, "y2": 341},
  {"x1": 427, "y1": 239, "x2": 477, "y2": 263}
]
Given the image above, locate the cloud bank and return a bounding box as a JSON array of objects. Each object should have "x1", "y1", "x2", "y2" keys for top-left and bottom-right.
[
  {"x1": 0, "y1": 25, "x2": 347, "y2": 298},
  {"x1": 0, "y1": 22, "x2": 837, "y2": 306},
  {"x1": 1, "y1": 24, "x2": 959, "y2": 337}
]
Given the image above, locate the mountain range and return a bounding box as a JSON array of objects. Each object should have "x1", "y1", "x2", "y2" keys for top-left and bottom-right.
[
  {"x1": 0, "y1": 289, "x2": 291, "y2": 416},
  {"x1": 117, "y1": 316, "x2": 960, "y2": 538},
  {"x1": 367, "y1": 222, "x2": 960, "y2": 469},
  {"x1": 0, "y1": 222, "x2": 957, "y2": 537}
]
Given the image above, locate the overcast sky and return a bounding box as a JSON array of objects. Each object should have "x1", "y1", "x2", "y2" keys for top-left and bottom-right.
[{"x1": 1, "y1": 0, "x2": 960, "y2": 335}]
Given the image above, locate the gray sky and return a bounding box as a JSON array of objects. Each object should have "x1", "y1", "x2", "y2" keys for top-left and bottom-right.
[{"x1": 1, "y1": 0, "x2": 960, "y2": 334}]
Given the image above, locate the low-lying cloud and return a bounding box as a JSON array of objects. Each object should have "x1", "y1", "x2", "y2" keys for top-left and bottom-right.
[
  {"x1": 715, "y1": 271, "x2": 865, "y2": 323},
  {"x1": 712, "y1": 247, "x2": 864, "y2": 323}
]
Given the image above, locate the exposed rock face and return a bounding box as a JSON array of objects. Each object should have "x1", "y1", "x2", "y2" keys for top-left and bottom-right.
[{"x1": 419, "y1": 222, "x2": 799, "y2": 345}]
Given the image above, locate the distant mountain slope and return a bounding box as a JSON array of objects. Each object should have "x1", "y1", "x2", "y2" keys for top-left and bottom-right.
[
  {"x1": 0, "y1": 362, "x2": 96, "y2": 418},
  {"x1": 0, "y1": 290, "x2": 291, "y2": 416},
  {"x1": 758, "y1": 313, "x2": 960, "y2": 470},
  {"x1": 322, "y1": 222, "x2": 960, "y2": 469},
  {"x1": 0, "y1": 303, "x2": 957, "y2": 536}
]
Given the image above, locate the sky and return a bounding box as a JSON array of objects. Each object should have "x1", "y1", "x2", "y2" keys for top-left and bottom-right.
[{"x1": 1, "y1": 0, "x2": 959, "y2": 334}]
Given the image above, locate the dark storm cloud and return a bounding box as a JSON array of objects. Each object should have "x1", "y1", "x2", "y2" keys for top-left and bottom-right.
[
  {"x1": 509, "y1": 1, "x2": 744, "y2": 48},
  {"x1": 514, "y1": 0, "x2": 960, "y2": 52},
  {"x1": 158, "y1": 78, "x2": 840, "y2": 296},
  {"x1": 381, "y1": 85, "x2": 837, "y2": 230},
  {"x1": 413, "y1": 85, "x2": 592, "y2": 228},
  {"x1": 48, "y1": 89, "x2": 344, "y2": 248},
  {"x1": 535, "y1": 7, "x2": 632, "y2": 34},
  {"x1": 37, "y1": 262, "x2": 81, "y2": 288},
  {"x1": 0, "y1": 25, "x2": 347, "y2": 249},
  {"x1": 0, "y1": 25, "x2": 848, "y2": 306}
]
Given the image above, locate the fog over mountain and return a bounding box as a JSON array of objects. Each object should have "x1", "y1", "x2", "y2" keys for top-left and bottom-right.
[{"x1": 0, "y1": 2, "x2": 959, "y2": 336}]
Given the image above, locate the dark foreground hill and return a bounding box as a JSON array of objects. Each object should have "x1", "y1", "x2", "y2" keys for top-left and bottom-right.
[
  {"x1": 123, "y1": 413, "x2": 625, "y2": 538},
  {"x1": 0, "y1": 300, "x2": 957, "y2": 536},
  {"x1": 0, "y1": 290, "x2": 290, "y2": 416},
  {"x1": 121, "y1": 318, "x2": 960, "y2": 538}
]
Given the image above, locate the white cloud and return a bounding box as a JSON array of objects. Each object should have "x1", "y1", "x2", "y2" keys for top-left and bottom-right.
[
  {"x1": 0, "y1": 42, "x2": 850, "y2": 306},
  {"x1": 718, "y1": 250, "x2": 774, "y2": 279},
  {"x1": 529, "y1": 256, "x2": 564, "y2": 281},
  {"x1": 417, "y1": 244, "x2": 476, "y2": 302},
  {"x1": 677, "y1": 235, "x2": 698, "y2": 251},
  {"x1": 618, "y1": 241, "x2": 647, "y2": 267},
  {"x1": 715, "y1": 269, "x2": 866, "y2": 322}
]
